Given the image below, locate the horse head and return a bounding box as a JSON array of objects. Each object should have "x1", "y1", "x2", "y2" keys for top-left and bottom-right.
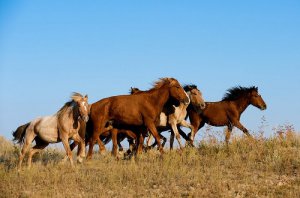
[
  {"x1": 184, "y1": 84, "x2": 206, "y2": 113},
  {"x1": 166, "y1": 78, "x2": 190, "y2": 105},
  {"x1": 71, "y1": 93, "x2": 89, "y2": 122},
  {"x1": 249, "y1": 87, "x2": 267, "y2": 110}
]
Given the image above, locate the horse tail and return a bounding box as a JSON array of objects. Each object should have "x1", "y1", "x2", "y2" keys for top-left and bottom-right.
[{"x1": 12, "y1": 122, "x2": 30, "y2": 144}]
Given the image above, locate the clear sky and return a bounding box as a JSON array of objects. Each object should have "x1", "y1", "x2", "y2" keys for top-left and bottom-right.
[{"x1": 1, "y1": 1, "x2": 300, "y2": 140}]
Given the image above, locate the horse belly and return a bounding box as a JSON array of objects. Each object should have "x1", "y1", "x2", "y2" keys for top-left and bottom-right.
[
  {"x1": 36, "y1": 117, "x2": 59, "y2": 143},
  {"x1": 157, "y1": 113, "x2": 167, "y2": 127}
]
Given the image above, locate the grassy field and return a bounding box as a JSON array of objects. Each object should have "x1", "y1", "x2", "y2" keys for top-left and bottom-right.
[{"x1": 0, "y1": 127, "x2": 299, "y2": 198}]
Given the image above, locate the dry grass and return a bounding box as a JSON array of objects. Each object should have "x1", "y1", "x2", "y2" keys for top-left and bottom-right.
[{"x1": 0, "y1": 127, "x2": 299, "y2": 198}]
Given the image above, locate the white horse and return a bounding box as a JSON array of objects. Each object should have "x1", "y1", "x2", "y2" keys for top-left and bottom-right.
[{"x1": 12, "y1": 93, "x2": 89, "y2": 170}]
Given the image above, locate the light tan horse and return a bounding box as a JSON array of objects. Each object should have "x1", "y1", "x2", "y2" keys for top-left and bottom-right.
[{"x1": 12, "y1": 93, "x2": 89, "y2": 170}]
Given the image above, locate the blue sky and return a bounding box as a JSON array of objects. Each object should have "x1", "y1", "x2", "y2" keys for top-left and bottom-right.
[{"x1": 1, "y1": 1, "x2": 300, "y2": 140}]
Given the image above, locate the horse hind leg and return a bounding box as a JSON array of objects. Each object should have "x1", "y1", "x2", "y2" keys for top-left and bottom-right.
[
  {"x1": 18, "y1": 129, "x2": 36, "y2": 171},
  {"x1": 170, "y1": 130, "x2": 175, "y2": 150},
  {"x1": 225, "y1": 125, "x2": 233, "y2": 145},
  {"x1": 27, "y1": 137, "x2": 49, "y2": 168}
]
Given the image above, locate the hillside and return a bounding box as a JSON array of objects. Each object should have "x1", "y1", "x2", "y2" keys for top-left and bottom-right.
[{"x1": 0, "y1": 129, "x2": 299, "y2": 197}]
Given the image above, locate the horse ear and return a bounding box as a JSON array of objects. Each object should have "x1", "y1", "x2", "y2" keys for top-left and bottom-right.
[
  {"x1": 168, "y1": 78, "x2": 177, "y2": 86},
  {"x1": 84, "y1": 95, "x2": 88, "y2": 100}
]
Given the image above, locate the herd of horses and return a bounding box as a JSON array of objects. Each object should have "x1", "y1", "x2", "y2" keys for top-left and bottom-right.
[{"x1": 12, "y1": 77, "x2": 267, "y2": 170}]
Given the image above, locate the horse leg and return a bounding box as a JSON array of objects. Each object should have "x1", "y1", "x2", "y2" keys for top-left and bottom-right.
[
  {"x1": 180, "y1": 120, "x2": 195, "y2": 146},
  {"x1": 18, "y1": 130, "x2": 35, "y2": 171},
  {"x1": 87, "y1": 120, "x2": 106, "y2": 159},
  {"x1": 146, "y1": 133, "x2": 153, "y2": 149},
  {"x1": 170, "y1": 129, "x2": 175, "y2": 150},
  {"x1": 117, "y1": 133, "x2": 125, "y2": 152},
  {"x1": 225, "y1": 125, "x2": 233, "y2": 145},
  {"x1": 160, "y1": 134, "x2": 167, "y2": 148},
  {"x1": 27, "y1": 138, "x2": 49, "y2": 168},
  {"x1": 170, "y1": 122, "x2": 184, "y2": 150},
  {"x1": 111, "y1": 128, "x2": 118, "y2": 157},
  {"x1": 137, "y1": 133, "x2": 145, "y2": 155},
  {"x1": 151, "y1": 133, "x2": 165, "y2": 148},
  {"x1": 189, "y1": 116, "x2": 203, "y2": 139},
  {"x1": 146, "y1": 122, "x2": 163, "y2": 154},
  {"x1": 60, "y1": 135, "x2": 74, "y2": 167},
  {"x1": 232, "y1": 121, "x2": 251, "y2": 138},
  {"x1": 189, "y1": 121, "x2": 204, "y2": 141},
  {"x1": 71, "y1": 133, "x2": 85, "y2": 163},
  {"x1": 178, "y1": 127, "x2": 189, "y2": 141}
]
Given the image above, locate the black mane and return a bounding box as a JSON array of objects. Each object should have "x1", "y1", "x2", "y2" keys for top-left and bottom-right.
[
  {"x1": 222, "y1": 86, "x2": 258, "y2": 101},
  {"x1": 183, "y1": 84, "x2": 198, "y2": 91}
]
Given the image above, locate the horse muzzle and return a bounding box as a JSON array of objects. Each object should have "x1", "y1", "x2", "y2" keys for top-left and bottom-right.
[
  {"x1": 260, "y1": 104, "x2": 267, "y2": 110},
  {"x1": 182, "y1": 97, "x2": 190, "y2": 105},
  {"x1": 83, "y1": 116, "x2": 89, "y2": 122}
]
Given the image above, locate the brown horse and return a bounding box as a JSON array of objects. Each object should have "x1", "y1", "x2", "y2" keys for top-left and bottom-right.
[
  {"x1": 87, "y1": 77, "x2": 189, "y2": 159},
  {"x1": 185, "y1": 86, "x2": 267, "y2": 144},
  {"x1": 132, "y1": 84, "x2": 205, "y2": 150},
  {"x1": 12, "y1": 93, "x2": 89, "y2": 170}
]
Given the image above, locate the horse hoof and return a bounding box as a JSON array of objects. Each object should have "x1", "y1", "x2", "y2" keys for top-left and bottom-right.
[{"x1": 77, "y1": 157, "x2": 83, "y2": 164}]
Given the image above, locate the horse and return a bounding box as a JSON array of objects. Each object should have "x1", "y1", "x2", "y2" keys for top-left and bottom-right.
[
  {"x1": 86, "y1": 77, "x2": 189, "y2": 159},
  {"x1": 131, "y1": 84, "x2": 206, "y2": 150},
  {"x1": 185, "y1": 86, "x2": 267, "y2": 144},
  {"x1": 12, "y1": 93, "x2": 89, "y2": 170}
]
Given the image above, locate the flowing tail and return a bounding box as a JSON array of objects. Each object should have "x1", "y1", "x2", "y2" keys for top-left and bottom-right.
[{"x1": 12, "y1": 122, "x2": 30, "y2": 144}]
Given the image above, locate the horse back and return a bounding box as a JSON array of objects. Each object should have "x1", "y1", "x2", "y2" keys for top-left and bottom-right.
[{"x1": 91, "y1": 95, "x2": 148, "y2": 126}]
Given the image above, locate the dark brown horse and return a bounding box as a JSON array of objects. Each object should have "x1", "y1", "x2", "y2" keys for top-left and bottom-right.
[
  {"x1": 87, "y1": 77, "x2": 189, "y2": 159},
  {"x1": 184, "y1": 86, "x2": 267, "y2": 143}
]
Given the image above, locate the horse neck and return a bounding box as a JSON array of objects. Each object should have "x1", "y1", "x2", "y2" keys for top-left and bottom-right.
[
  {"x1": 147, "y1": 87, "x2": 170, "y2": 113},
  {"x1": 230, "y1": 97, "x2": 250, "y2": 114},
  {"x1": 58, "y1": 103, "x2": 80, "y2": 128}
]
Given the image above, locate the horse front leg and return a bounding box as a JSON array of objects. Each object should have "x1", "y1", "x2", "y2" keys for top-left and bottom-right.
[
  {"x1": 232, "y1": 120, "x2": 251, "y2": 138},
  {"x1": 60, "y1": 134, "x2": 74, "y2": 167},
  {"x1": 179, "y1": 120, "x2": 195, "y2": 147},
  {"x1": 72, "y1": 133, "x2": 85, "y2": 163},
  {"x1": 87, "y1": 121, "x2": 106, "y2": 159},
  {"x1": 145, "y1": 122, "x2": 163, "y2": 154},
  {"x1": 169, "y1": 122, "x2": 184, "y2": 150}
]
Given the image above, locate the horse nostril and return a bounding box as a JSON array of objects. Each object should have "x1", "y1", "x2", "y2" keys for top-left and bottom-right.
[
  {"x1": 201, "y1": 103, "x2": 206, "y2": 109},
  {"x1": 184, "y1": 98, "x2": 190, "y2": 105}
]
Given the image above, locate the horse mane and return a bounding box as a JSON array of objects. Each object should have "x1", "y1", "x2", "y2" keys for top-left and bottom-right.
[
  {"x1": 151, "y1": 77, "x2": 177, "y2": 90},
  {"x1": 222, "y1": 86, "x2": 258, "y2": 101},
  {"x1": 57, "y1": 93, "x2": 82, "y2": 127},
  {"x1": 183, "y1": 84, "x2": 198, "y2": 91}
]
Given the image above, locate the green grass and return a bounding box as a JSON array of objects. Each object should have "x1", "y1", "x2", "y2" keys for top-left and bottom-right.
[{"x1": 0, "y1": 128, "x2": 299, "y2": 198}]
